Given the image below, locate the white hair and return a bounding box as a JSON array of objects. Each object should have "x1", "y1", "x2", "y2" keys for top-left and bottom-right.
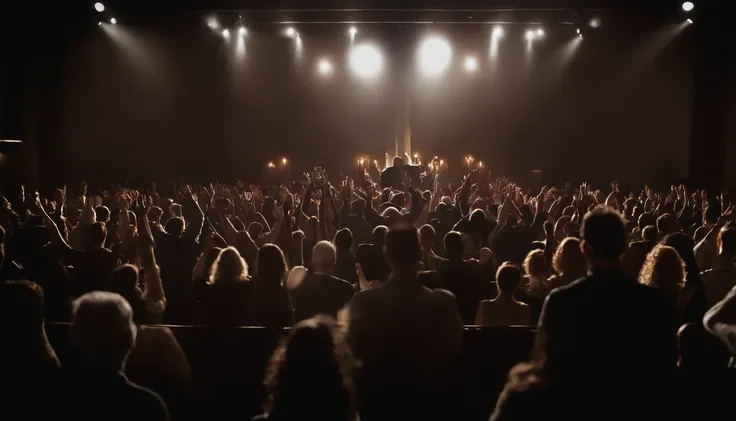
[
  {"x1": 71, "y1": 291, "x2": 137, "y2": 354},
  {"x1": 311, "y1": 241, "x2": 337, "y2": 270}
]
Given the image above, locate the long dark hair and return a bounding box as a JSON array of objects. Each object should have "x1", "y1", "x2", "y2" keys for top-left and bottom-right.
[
  {"x1": 264, "y1": 316, "x2": 358, "y2": 421},
  {"x1": 255, "y1": 244, "x2": 288, "y2": 290}
]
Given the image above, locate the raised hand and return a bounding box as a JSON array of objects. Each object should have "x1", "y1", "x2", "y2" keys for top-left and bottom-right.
[{"x1": 717, "y1": 205, "x2": 735, "y2": 225}]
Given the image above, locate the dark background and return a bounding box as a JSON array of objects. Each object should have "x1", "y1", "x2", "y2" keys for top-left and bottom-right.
[{"x1": 0, "y1": 1, "x2": 732, "y2": 190}]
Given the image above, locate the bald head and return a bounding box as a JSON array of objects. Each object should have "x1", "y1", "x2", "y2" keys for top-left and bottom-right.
[{"x1": 311, "y1": 241, "x2": 337, "y2": 272}]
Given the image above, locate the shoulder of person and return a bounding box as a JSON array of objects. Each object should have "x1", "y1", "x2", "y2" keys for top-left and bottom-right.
[
  {"x1": 126, "y1": 378, "x2": 169, "y2": 420},
  {"x1": 430, "y1": 287, "x2": 459, "y2": 304}
]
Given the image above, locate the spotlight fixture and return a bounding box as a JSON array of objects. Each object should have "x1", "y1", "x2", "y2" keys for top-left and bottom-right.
[
  {"x1": 682, "y1": 2, "x2": 694, "y2": 12},
  {"x1": 589, "y1": 18, "x2": 601, "y2": 28},
  {"x1": 525, "y1": 30, "x2": 535, "y2": 41},
  {"x1": 284, "y1": 27, "x2": 297, "y2": 38},
  {"x1": 492, "y1": 26, "x2": 504, "y2": 38},
  {"x1": 222, "y1": 29, "x2": 230, "y2": 38},
  {"x1": 536, "y1": 28, "x2": 545, "y2": 37},
  {"x1": 110, "y1": 17, "x2": 117, "y2": 25},
  {"x1": 238, "y1": 26, "x2": 247, "y2": 36},
  {"x1": 686, "y1": 18, "x2": 693, "y2": 24},
  {"x1": 206, "y1": 16, "x2": 220, "y2": 30},
  {"x1": 97, "y1": 21, "x2": 102, "y2": 26},
  {"x1": 417, "y1": 36, "x2": 453, "y2": 75},
  {"x1": 349, "y1": 44, "x2": 384, "y2": 79},
  {"x1": 94, "y1": 2, "x2": 105, "y2": 12},
  {"x1": 576, "y1": 28, "x2": 581, "y2": 34},
  {"x1": 349, "y1": 26, "x2": 358, "y2": 37}
]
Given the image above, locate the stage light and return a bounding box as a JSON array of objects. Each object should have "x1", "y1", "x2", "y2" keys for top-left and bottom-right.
[
  {"x1": 417, "y1": 36, "x2": 453, "y2": 75},
  {"x1": 281, "y1": 158, "x2": 288, "y2": 165},
  {"x1": 682, "y1": 2, "x2": 694, "y2": 12},
  {"x1": 98, "y1": 22, "x2": 102, "y2": 26},
  {"x1": 349, "y1": 44, "x2": 384, "y2": 78},
  {"x1": 206, "y1": 16, "x2": 220, "y2": 30},
  {"x1": 464, "y1": 56, "x2": 478, "y2": 72},
  {"x1": 576, "y1": 28, "x2": 580, "y2": 34},
  {"x1": 110, "y1": 17, "x2": 117, "y2": 25},
  {"x1": 317, "y1": 58, "x2": 333, "y2": 76},
  {"x1": 285, "y1": 27, "x2": 297, "y2": 38},
  {"x1": 238, "y1": 26, "x2": 247, "y2": 37},
  {"x1": 686, "y1": 18, "x2": 693, "y2": 24},
  {"x1": 492, "y1": 26, "x2": 504, "y2": 38},
  {"x1": 349, "y1": 26, "x2": 358, "y2": 37},
  {"x1": 536, "y1": 28, "x2": 545, "y2": 37},
  {"x1": 94, "y1": 2, "x2": 105, "y2": 12},
  {"x1": 222, "y1": 29, "x2": 230, "y2": 38},
  {"x1": 525, "y1": 30, "x2": 535, "y2": 40},
  {"x1": 589, "y1": 18, "x2": 601, "y2": 28}
]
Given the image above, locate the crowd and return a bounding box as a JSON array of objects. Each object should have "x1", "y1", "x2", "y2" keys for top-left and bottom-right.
[{"x1": 2, "y1": 153, "x2": 736, "y2": 420}]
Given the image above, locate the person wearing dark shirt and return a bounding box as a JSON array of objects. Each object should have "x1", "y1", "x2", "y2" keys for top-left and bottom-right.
[
  {"x1": 534, "y1": 207, "x2": 677, "y2": 420},
  {"x1": 193, "y1": 243, "x2": 253, "y2": 326},
  {"x1": 356, "y1": 225, "x2": 390, "y2": 283},
  {"x1": 333, "y1": 228, "x2": 358, "y2": 285},
  {"x1": 62, "y1": 291, "x2": 169, "y2": 421},
  {"x1": 430, "y1": 231, "x2": 486, "y2": 324},
  {"x1": 290, "y1": 241, "x2": 354, "y2": 322},
  {"x1": 249, "y1": 244, "x2": 294, "y2": 329},
  {"x1": 380, "y1": 156, "x2": 421, "y2": 190}
]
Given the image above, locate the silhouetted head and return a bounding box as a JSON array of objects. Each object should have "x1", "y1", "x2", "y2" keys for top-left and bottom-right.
[
  {"x1": 581, "y1": 207, "x2": 627, "y2": 266},
  {"x1": 71, "y1": 292, "x2": 137, "y2": 372},
  {"x1": 95, "y1": 206, "x2": 110, "y2": 223},
  {"x1": 638, "y1": 212, "x2": 656, "y2": 231},
  {"x1": 256, "y1": 244, "x2": 288, "y2": 288},
  {"x1": 209, "y1": 246, "x2": 249, "y2": 285},
  {"x1": 384, "y1": 223, "x2": 422, "y2": 275},
  {"x1": 656, "y1": 214, "x2": 677, "y2": 235},
  {"x1": 333, "y1": 228, "x2": 353, "y2": 252},
  {"x1": 443, "y1": 231, "x2": 464, "y2": 260},
  {"x1": 523, "y1": 249, "x2": 547, "y2": 281},
  {"x1": 147, "y1": 206, "x2": 163, "y2": 224},
  {"x1": 372, "y1": 225, "x2": 388, "y2": 246},
  {"x1": 248, "y1": 222, "x2": 264, "y2": 239},
  {"x1": 638, "y1": 245, "x2": 685, "y2": 298},
  {"x1": 392, "y1": 156, "x2": 404, "y2": 168},
  {"x1": 265, "y1": 315, "x2": 356, "y2": 421},
  {"x1": 312, "y1": 241, "x2": 337, "y2": 273},
  {"x1": 719, "y1": 227, "x2": 736, "y2": 255},
  {"x1": 662, "y1": 232, "x2": 700, "y2": 285},
  {"x1": 0, "y1": 280, "x2": 45, "y2": 340},
  {"x1": 642, "y1": 225, "x2": 658, "y2": 242},
  {"x1": 553, "y1": 237, "x2": 587, "y2": 282},
  {"x1": 165, "y1": 217, "x2": 185, "y2": 237},
  {"x1": 87, "y1": 222, "x2": 108, "y2": 249},
  {"x1": 350, "y1": 198, "x2": 366, "y2": 215},
  {"x1": 470, "y1": 208, "x2": 486, "y2": 225},
  {"x1": 419, "y1": 224, "x2": 436, "y2": 249},
  {"x1": 496, "y1": 263, "x2": 522, "y2": 296},
  {"x1": 704, "y1": 203, "x2": 721, "y2": 226}
]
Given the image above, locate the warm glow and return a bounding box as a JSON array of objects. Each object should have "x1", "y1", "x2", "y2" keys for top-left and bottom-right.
[
  {"x1": 525, "y1": 30, "x2": 535, "y2": 41},
  {"x1": 536, "y1": 28, "x2": 544, "y2": 37},
  {"x1": 238, "y1": 26, "x2": 247, "y2": 37},
  {"x1": 418, "y1": 36, "x2": 453, "y2": 75},
  {"x1": 464, "y1": 56, "x2": 478, "y2": 72},
  {"x1": 478, "y1": 161, "x2": 484, "y2": 168},
  {"x1": 317, "y1": 58, "x2": 333, "y2": 76},
  {"x1": 281, "y1": 158, "x2": 288, "y2": 165},
  {"x1": 110, "y1": 17, "x2": 117, "y2": 25},
  {"x1": 349, "y1": 44, "x2": 384, "y2": 78},
  {"x1": 682, "y1": 2, "x2": 694, "y2": 12},
  {"x1": 492, "y1": 26, "x2": 504, "y2": 38},
  {"x1": 94, "y1": 2, "x2": 105, "y2": 12},
  {"x1": 285, "y1": 27, "x2": 297, "y2": 38},
  {"x1": 222, "y1": 29, "x2": 230, "y2": 38},
  {"x1": 207, "y1": 16, "x2": 219, "y2": 30},
  {"x1": 267, "y1": 161, "x2": 275, "y2": 168},
  {"x1": 349, "y1": 26, "x2": 358, "y2": 37}
]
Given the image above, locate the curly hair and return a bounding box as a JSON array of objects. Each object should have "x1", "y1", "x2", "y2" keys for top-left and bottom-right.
[
  {"x1": 209, "y1": 246, "x2": 249, "y2": 285},
  {"x1": 523, "y1": 249, "x2": 548, "y2": 293},
  {"x1": 264, "y1": 315, "x2": 358, "y2": 421},
  {"x1": 552, "y1": 237, "x2": 587, "y2": 280},
  {"x1": 638, "y1": 245, "x2": 685, "y2": 297}
]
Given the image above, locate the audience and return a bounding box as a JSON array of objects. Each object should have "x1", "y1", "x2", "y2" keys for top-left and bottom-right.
[{"x1": 475, "y1": 263, "x2": 530, "y2": 326}]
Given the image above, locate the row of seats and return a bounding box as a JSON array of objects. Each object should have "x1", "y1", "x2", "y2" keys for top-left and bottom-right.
[{"x1": 46, "y1": 323, "x2": 536, "y2": 420}]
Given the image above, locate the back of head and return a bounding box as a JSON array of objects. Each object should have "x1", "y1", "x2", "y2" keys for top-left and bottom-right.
[
  {"x1": 108, "y1": 264, "x2": 141, "y2": 304},
  {"x1": 470, "y1": 208, "x2": 486, "y2": 225},
  {"x1": 419, "y1": 224, "x2": 436, "y2": 245},
  {"x1": 496, "y1": 263, "x2": 522, "y2": 295},
  {"x1": 523, "y1": 249, "x2": 547, "y2": 280},
  {"x1": 581, "y1": 207, "x2": 627, "y2": 263},
  {"x1": 312, "y1": 241, "x2": 337, "y2": 272},
  {"x1": 718, "y1": 227, "x2": 736, "y2": 255},
  {"x1": 256, "y1": 243, "x2": 288, "y2": 287},
  {"x1": 333, "y1": 228, "x2": 353, "y2": 252},
  {"x1": 248, "y1": 222, "x2": 263, "y2": 239},
  {"x1": 266, "y1": 315, "x2": 355, "y2": 420},
  {"x1": 350, "y1": 198, "x2": 366, "y2": 215},
  {"x1": 372, "y1": 225, "x2": 388, "y2": 246},
  {"x1": 71, "y1": 291, "x2": 137, "y2": 371},
  {"x1": 705, "y1": 203, "x2": 721, "y2": 225},
  {"x1": 0, "y1": 280, "x2": 44, "y2": 337},
  {"x1": 553, "y1": 237, "x2": 587, "y2": 280},
  {"x1": 638, "y1": 245, "x2": 685, "y2": 296},
  {"x1": 656, "y1": 214, "x2": 676, "y2": 235},
  {"x1": 392, "y1": 156, "x2": 404, "y2": 167},
  {"x1": 384, "y1": 223, "x2": 422, "y2": 271},
  {"x1": 642, "y1": 225, "x2": 658, "y2": 242},
  {"x1": 210, "y1": 246, "x2": 249, "y2": 284},
  {"x1": 95, "y1": 206, "x2": 110, "y2": 223},
  {"x1": 147, "y1": 206, "x2": 163, "y2": 223},
  {"x1": 443, "y1": 231, "x2": 464, "y2": 259},
  {"x1": 638, "y1": 212, "x2": 656, "y2": 230},
  {"x1": 662, "y1": 233, "x2": 699, "y2": 281},
  {"x1": 165, "y1": 217, "x2": 185, "y2": 237},
  {"x1": 87, "y1": 222, "x2": 108, "y2": 248}
]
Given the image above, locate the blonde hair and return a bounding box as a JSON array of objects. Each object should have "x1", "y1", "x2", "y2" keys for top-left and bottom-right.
[
  {"x1": 209, "y1": 246, "x2": 249, "y2": 285},
  {"x1": 638, "y1": 245, "x2": 685, "y2": 297},
  {"x1": 523, "y1": 249, "x2": 547, "y2": 291},
  {"x1": 552, "y1": 237, "x2": 587, "y2": 280}
]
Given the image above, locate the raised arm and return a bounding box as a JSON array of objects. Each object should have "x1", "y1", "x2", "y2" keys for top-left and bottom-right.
[
  {"x1": 136, "y1": 197, "x2": 166, "y2": 323},
  {"x1": 35, "y1": 192, "x2": 71, "y2": 250}
]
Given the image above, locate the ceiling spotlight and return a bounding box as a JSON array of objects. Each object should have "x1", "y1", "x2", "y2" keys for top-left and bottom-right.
[
  {"x1": 536, "y1": 28, "x2": 545, "y2": 37},
  {"x1": 238, "y1": 26, "x2": 247, "y2": 36},
  {"x1": 206, "y1": 16, "x2": 220, "y2": 30},
  {"x1": 417, "y1": 36, "x2": 453, "y2": 75},
  {"x1": 492, "y1": 26, "x2": 504, "y2": 38},
  {"x1": 525, "y1": 30, "x2": 535, "y2": 41},
  {"x1": 349, "y1": 43, "x2": 384, "y2": 79},
  {"x1": 222, "y1": 29, "x2": 230, "y2": 38},
  {"x1": 110, "y1": 17, "x2": 117, "y2": 25},
  {"x1": 576, "y1": 28, "x2": 581, "y2": 34},
  {"x1": 589, "y1": 18, "x2": 601, "y2": 28},
  {"x1": 349, "y1": 26, "x2": 358, "y2": 37},
  {"x1": 285, "y1": 27, "x2": 296, "y2": 38},
  {"x1": 317, "y1": 58, "x2": 333, "y2": 76},
  {"x1": 682, "y1": 2, "x2": 694, "y2": 12},
  {"x1": 686, "y1": 18, "x2": 693, "y2": 24},
  {"x1": 94, "y1": 2, "x2": 105, "y2": 12},
  {"x1": 464, "y1": 56, "x2": 478, "y2": 72},
  {"x1": 97, "y1": 22, "x2": 102, "y2": 26}
]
